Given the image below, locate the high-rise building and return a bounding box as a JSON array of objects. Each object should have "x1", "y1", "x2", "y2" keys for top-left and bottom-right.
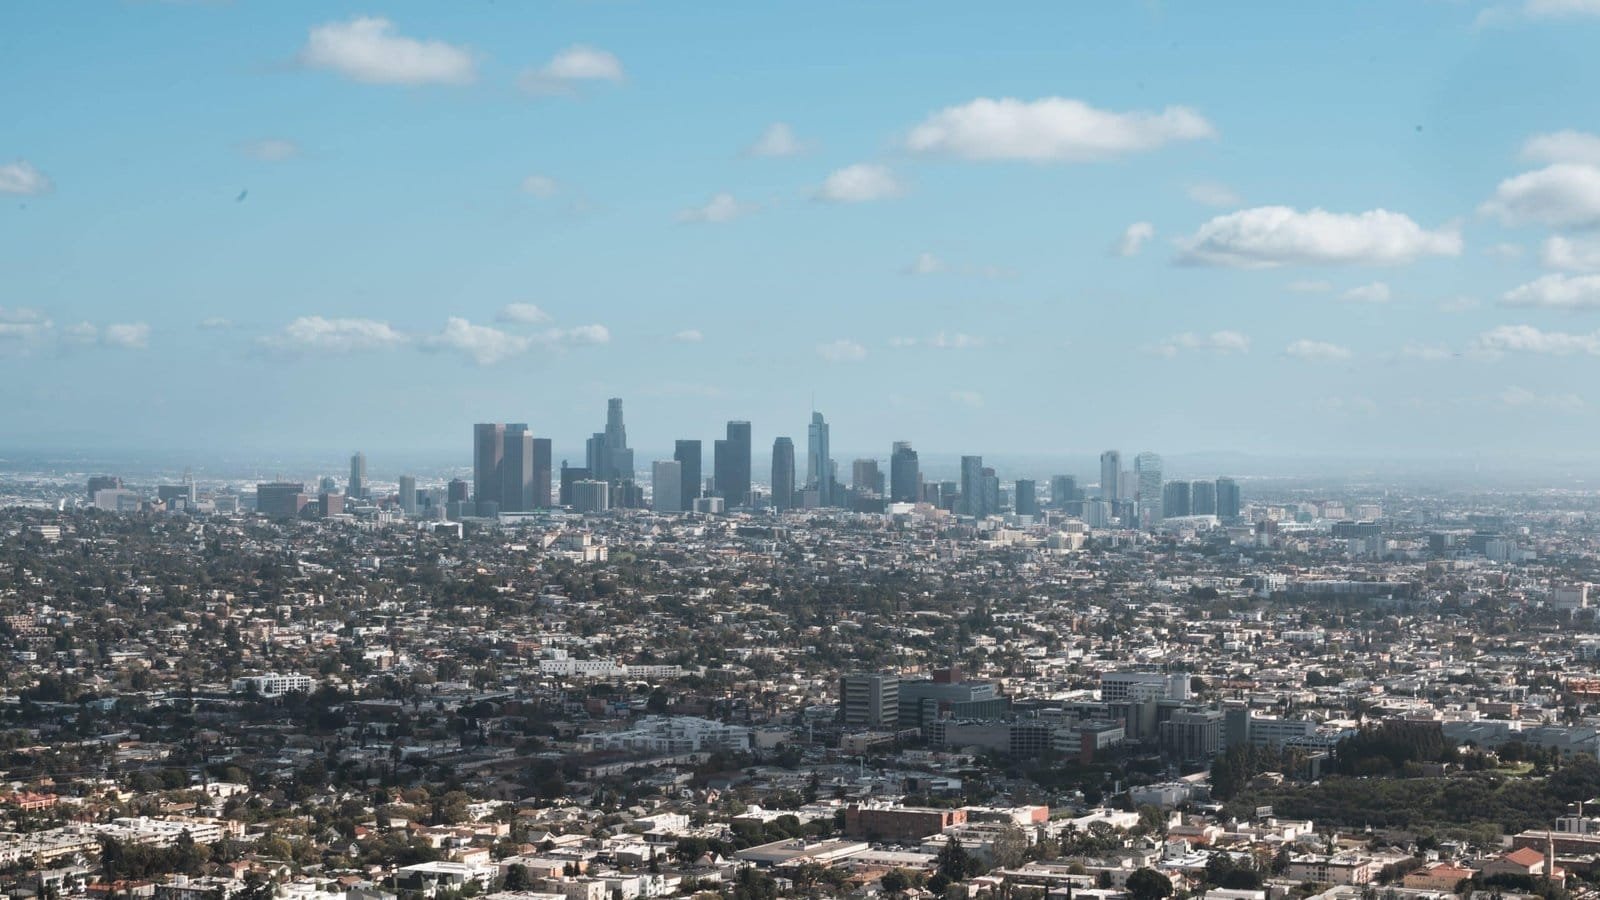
[
  {"x1": 571, "y1": 479, "x2": 610, "y2": 513},
  {"x1": 1163, "y1": 480, "x2": 1192, "y2": 518},
  {"x1": 807, "y1": 411, "x2": 832, "y2": 506},
  {"x1": 318, "y1": 492, "x2": 345, "y2": 518},
  {"x1": 771, "y1": 437, "x2": 795, "y2": 512},
  {"x1": 715, "y1": 420, "x2": 752, "y2": 507},
  {"x1": 348, "y1": 452, "x2": 367, "y2": 501},
  {"x1": 981, "y1": 467, "x2": 1000, "y2": 517},
  {"x1": 1015, "y1": 479, "x2": 1039, "y2": 517},
  {"x1": 500, "y1": 424, "x2": 534, "y2": 512},
  {"x1": 1135, "y1": 451, "x2": 1163, "y2": 525},
  {"x1": 584, "y1": 398, "x2": 634, "y2": 484},
  {"x1": 256, "y1": 482, "x2": 308, "y2": 519},
  {"x1": 1051, "y1": 475, "x2": 1079, "y2": 508},
  {"x1": 1216, "y1": 477, "x2": 1241, "y2": 520},
  {"x1": 447, "y1": 478, "x2": 469, "y2": 504},
  {"x1": 1190, "y1": 479, "x2": 1217, "y2": 516},
  {"x1": 674, "y1": 440, "x2": 701, "y2": 512},
  {"x1": 473, "y1": 424, "x2": 505, "y2": 511},
  {"x1": 87, "y1": 475, "x2": 122, "y2": 499},
  {"x1": 1100, "y1": 450, "x2": 1122, "y2": 501},
  {"x1": 559, "y1": 463, "x2": 590, "y2": 506},
  {"x1": 532, "y1": 438, "x2": 553, "y2": 509},
  {"x1": 852, "y1": 458, "x2": 882, "y2": 496},
  {"x1": 959, "y1": 455, "x2": 984, "y2": 517},
  {"x1": 651, "y1": 460, "x2": 682, "y2": 514},
  {"x1": 840, "y1": 673, "x2": 900, "y2": 729},
  {"x1": 889, "y1": 441, "x2": 919, "y2": 503},
  {"x1": 398, "y1": 475, "x2": 417, "y2": 515}
]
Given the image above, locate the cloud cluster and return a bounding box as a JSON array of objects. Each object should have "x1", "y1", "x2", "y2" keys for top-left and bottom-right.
[
  {"x1": 238, "y1": 139, "x2": 300, "y2": 162},
  {"x1": 258, "y1": 311, "x2": 608, "y2": 365},
  {"x1": 1179, "y1": 206, "x2": 1461, "y2": 268},
  {"x1": 496, "y1": 303, "x2": 551, "y2": 324},
  {"x1": 1341, "y1": 282, "x2": 1392, "y2": 304},
  {"x1": 0, "y1": 160, "x2": 52, "y2": 196},
  {"x1": 0, "y1": 308, "x2": 150, "y2": 353},
  {"x1": 1481, "y1": 163, "x2": 1600, "y2": 229},
  {"x1": 519, "y1": 45, "x2": 624, "y2": 95},
  {"x1": 1543, "y1": 235, "x2": 1600, "y2": 271},
  {"x1": 1474, "y1": 324, "x2": 1600, "y2": 356},
  {"x1": 1283, "y1": 339, "x2": 1353, "y2": 362},
  {"x1": 905, "y1": 97, "x2": 1214, "y2": 162},
  {"x1": 1496, "y1": 385, "x2": 1585, "y2": 412},
  {"x1": 1115, "y1": 222, "x2": 1155, "y2": 257},
  {"x1": 816, "y1": 339, "x2": 867, "y2": 362},
  {"x1": 678, "y1": 192, "x2": 756, "y2": 223},
  {"x1": 260, "y1": 316, "x2": 408, "y2": 354},
  {"x1": 814, "y1": 164, "x2": 901, "y2": 203},
  {"x1": 1502, "y1": 274, "x2": 1600, "y2": 310},
  {"x1": 744, "y1": 123, "x2": 808, "y2": 158},
  {"x1": 299, "y1": 17, "x2": 475, "y2": 86},
  {"x1": 889, "y1": 332, "x2": 989, "y2": 350},
  {"x1": 1148, "y1": 331, "x2": 1250, "y2": 357}
]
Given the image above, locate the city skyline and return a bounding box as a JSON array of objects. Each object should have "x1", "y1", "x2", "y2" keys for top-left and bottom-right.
[{"x1": 8, "y1": 4, "x2": 1600, "y2": 459}]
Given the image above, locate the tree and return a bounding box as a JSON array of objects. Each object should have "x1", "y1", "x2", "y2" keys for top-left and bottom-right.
[
  {"x1": 937, "y1": 838, "x2": 976, "y2": 882},
  {"x1": 1127, "y1": 868, "x2": 1173, "y2": 900},
  {"x1": 503, "y1": 865, "x2": 530, "y2": 892},
  {"x1": 881, "y1": 869, "x2": 912, "y2": 896}
]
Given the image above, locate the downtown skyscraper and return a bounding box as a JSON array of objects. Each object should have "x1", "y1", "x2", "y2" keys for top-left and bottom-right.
[
  {"x1": 348, "y1": 452, "x2": 366, "y2": 501},
  {"x1": 713, "y1": 420, "x2": 751, "y2": 508},
  {"x1": 771, "y1": 437, "x2": 795, "y2": 512},
  {"x1": 889, "y1": 441, "x2": 919, "y2": 503},
  {"x1": 1135, "y1": 451, "x2": 1163, "y2": 525},
  {"x1": 1099, "y1": 450, "x2": 1122, "y2": 502},
  {"x1": 586, "y1": 398, "x2": 634, "y2": 485},
  {"x1": 807, "y1": 411, "x2": 832, "y2": 507},
  {"x1": 674, "y1": 440, "x2": 701, "y2": 512}
]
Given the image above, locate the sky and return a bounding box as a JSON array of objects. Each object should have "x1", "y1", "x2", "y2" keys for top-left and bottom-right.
[{"x1": 7, "y1": 1, "x2": 1600, "y2": 473}]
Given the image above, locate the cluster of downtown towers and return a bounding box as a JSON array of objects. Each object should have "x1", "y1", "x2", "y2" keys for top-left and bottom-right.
[{"x1": 466, "y1": 399, "x2": 1241, "y2": 523}]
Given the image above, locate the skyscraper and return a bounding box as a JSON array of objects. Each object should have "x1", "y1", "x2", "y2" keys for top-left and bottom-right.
[
  {"x1": 532, "y1": 438, "x2": 553, "y2": 509},
  {"x1": 1099, "y1": 450, "x2": 1122, "y2": 501},
  {"x1": 1135, "y1": 451, "x2": 1163, "y2": 525},
  {"x1": 718, "y1": 420, "x2": 752, "y2": 507},
  {"x1": 981, "y1": 467, "x2": 1000, "y2": 517},
  {"x1": 652, "y1": 460, "x2": 682, "y2": 514},
  {"x1": 348, "y1": 452, "x2": 367, "y2": 501},
  {"x1": 1015, "y1": 479, "x2": 1039, "y2": 517},
  {"x1": 771, "y1": 437, "x2": 795, "y2": 512},
  {"x1": 501, "y1": 424, "x2": 534, "y2": 512},
  {"x1": 473, "y1": 424, "x2": 505, "y2": 512},
  {"x1": 674, "y1": 440, "x2": 701, "y2": 512},
  {"x1": 889, "y1": 441, "x2": 920, "y2": 503},
  {"x1": 1050, "y1": 475, "x2": 1078, "y2": 508},
  {"x1": 1163, "y1": 480, "x2": 1192, "y2": 518},
  {"x1": 398, "y1": 475, "x2": 417, "y2": 515},
  {"x1": 586, "y1": 398, "x2": 634, "y2": 484},
  {"x1": 1216, "y1": 477, "x2": 1241, "y2": 520},
  {"x1": 852, "y1": 458, "x2": 882, "y2": 495},
  {"x1": 1190, "y1": 479, "x2": 1217, "y2": 516},
  {"x1": 959, "y1": 455, "x2": 984, "y2": 517},
  {"x1": 807, "y1": 411, "x2": 832, "y2": 506}
]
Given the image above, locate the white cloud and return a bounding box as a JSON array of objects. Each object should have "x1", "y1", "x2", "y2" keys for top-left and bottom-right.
[
  {"x1": 1438, "y1": 295, "x2": 1481, "y2": 313},
  {"x1": 1187, "y1": 181, "x2": 1241, "y2": 207},
  {"x1": 1287, "y1": 280, "x2": 1333, "y2": 293},
  {"x1": 496, "y1": 303, "x2": 551, "y2": 325},
  {"x1": 744, "y1": 122, "x2": 808, "y2": 158},
  {"x1": 519, "y1": 45, "x2": 624, "y2": 95},
  {"x1": 0, "y1": 308, "x2": 53, "y2": 350},
  {"x1": 677, "y1": 192, "x2": 756, "y2": 223},
  {"x1": 520, "y1": 175, "x2": 558, "y2": 198},
  {"x1": 1473, "y1": 323, "x2": 1600, "y2": 356},
  {"x1": 816, "y1": 339, "x2": 867, "y2": 362},
  {"x1": 892, "y1": 331, "x2": 989, "y2": 350},
  {"x1": 1523, "y1": 130, "x2": 1600, "y2": 166},
  {"x1": 238, "y1": 139, "x2": 299, "y2": 162},
  {"x1": 904, "y1": 252, "x2": 946, "y2": 275},
  {"x1": 1178, "y1": 206, "x2": 1462, "y2": 268},
  {"x1": 1284, "y1": 339, "x2": 1353, "y2": 362},
  {"x1": 905, "y1": 97, "x2": 1214, "y2": 162},
  {"x1": 545, "y1": 324, "x2": 610, "y2": 346},
  {"x1": 61, "y1": 322, "x2": 99, "y2": 345},
  {"x1": 1502, "y1": 273, "x2": 1600, "y2": 310},
  {"x1": 671, "y1": 329, "x2": 704, "y2": 343},
  {"x1": 1496, "y1": 385, "x2": 1585, "y2": 411},
  {"x1": 1115, "y1": 222, "x2": 1155, "y2": 257},
  {"x1": 1149, "y1": 330, "x2": 1251, "y2": 357},
  {"x1": 198, "y1": 317, "x2": 234, "y2": 330},
  {"x1": 424, "y1": 317, "x2": 530, "y2": 365},
  {"x1": 262, "y1": 316, "x2": 407, "y2": 354},
  {"x1": 1542, "y1": 235, "x2": 1600, "y2": 272},
  {"x1": 814, "y1": 164, "x2": 901, "y2": 203},
  {"x1": 1481, "y1": 163, "x2": 1600, "y2": 228},
  {"x1": 1401, "y1": 342, "x2": 1452, "y2": 362},
  {"x1": 1525, "y1": 0, "x2": 1600, "y2": 17},
  {"x1": 0, "y1": 160, "x2": 52, "y2": 196},
  {"x1": 299, "y1": 17, "x2": 475, "y2": 86},
  {"x1": 949, "y1": 390, "x2": 985, "y2": 408},
  {"x1": 1486, "y1": 242, "x2": 1525, "y2": 261},
  {"x1": 1341, "y1": 282, "x2": 1392, "y2": 304},
  {"x1": 102, "y1": 323, "x2": 151, "y2": 349}
]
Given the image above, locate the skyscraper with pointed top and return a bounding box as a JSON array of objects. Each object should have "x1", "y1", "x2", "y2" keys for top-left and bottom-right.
[{"x1": 807, "y1": 411, "x2": 832, "y2": 506}]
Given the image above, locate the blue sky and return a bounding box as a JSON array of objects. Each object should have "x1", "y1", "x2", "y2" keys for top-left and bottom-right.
[{"x1": 6, "y1": 1, "x2": 1600, "y2": 469}]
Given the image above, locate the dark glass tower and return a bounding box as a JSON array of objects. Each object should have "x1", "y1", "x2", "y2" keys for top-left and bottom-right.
[
  {"x1": 674, "y1": 439, "x2": 702, "y2": 512},
  {"x1": 771, "y1": 437, "x2": 795, "y2": 512},
  {"x1": 889, "y1": 441, "x2": 919, "y2": 503}
]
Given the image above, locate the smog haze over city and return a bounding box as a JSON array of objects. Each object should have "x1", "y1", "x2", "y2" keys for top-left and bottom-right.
[{"x1": 11, "y1": 7, "x2": 1600, "y2": 900}]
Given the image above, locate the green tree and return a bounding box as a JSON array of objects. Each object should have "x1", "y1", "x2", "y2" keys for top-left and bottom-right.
[{"x1": 1127, "y1": 868, "x2": 1173, "y2": 900}]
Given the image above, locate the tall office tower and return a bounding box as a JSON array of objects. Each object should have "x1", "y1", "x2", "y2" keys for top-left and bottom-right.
[
  {"x1": 840, "y1": 673, "x2": 900, "y2": 729},
  {"x1": 559, "y1": 463, "x2": 590, "y2": 506},
  {"x1": 807, "y1": 411, "x2": 832, "y2": 506},
  {"x1": 532, "y1": 438, "x2": 553, "y2": 509},
  {"x1": 87, "y1": 475, "x2": 123, "y2": 499},
  {"x1": 1163, "y1": 480, "x2": 1192, "y2": 518},
  {"x1": 398, "y1": 475, "x2": 417, "y2": 515},
  {"x1": 571, "y1": 480, "x2": 610, "y2": 513},
  {"x1": 318, "y1": 492, "x2": 345, "y2": 518},
  {"x1": 651, "y1": 460, "x2": 682, "y2": 513},
  {"x1": 256, "y1": 482, "x2": 308, "y2": 519},
  {"x1": 1190, "y1": 479, "x2": 1217, "y2": 516},
  {"x1": 1051, "y1": 475, "x2": 1078, "y2": 508},
  {"x1": 1100, "y1": 450, "x2": 1122, "y2": 500},
  {"x1": 674, "y1": 440, "x2": 702, "y2": 511},
  {"x1": 585, "y1": 432, "x2": 605, "y2": 478},
  {"x1": 719, "y1": 420, "x2": 752, "y2": 507},
  {"x1": 1135, "y1": 451, "x2": 1163, "y2": 525},
  {"x1": 852, "y1": 458, "x2": 881, "y2": 495},
  {"x1": 500, "y1": 424, "x2": 534, "y2": 512},
  {"x1": 348, "y1": 452, "x2": 367, "y2": 500},
  {"x1": 447, "y1": 478, "x2": 469, "y2": 504},
  {"x1": 602, "y1": 397, "x2": 634, "y2": 483},
  {"x1": 889, "y1": 441, "x2": 920, "y2": 503},
  {"x1": 959, "y1": 455, "x2": 984, "y2": 516},
  {"x1": 981, "y1": 467, "x2": 1000, "y2": 517},
  {"x1": 712, "y1": 440, "x2": 728, "y2": 501},
  {"x1": 319, "y1": 475, "x2": 338, "y2": 495},
  {"x1": 1216, "y1": 476, "x2": 1241, "y2": 520},
  {"x1": 473, "y1": 424, "x2": 505, "y2": 510},
  {"x1": 1015, "y1": 479, "x2": 1039, "y2": 517},
  {"x1": 771, "y1": 437, "x2": 796, "y2": 512}
]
